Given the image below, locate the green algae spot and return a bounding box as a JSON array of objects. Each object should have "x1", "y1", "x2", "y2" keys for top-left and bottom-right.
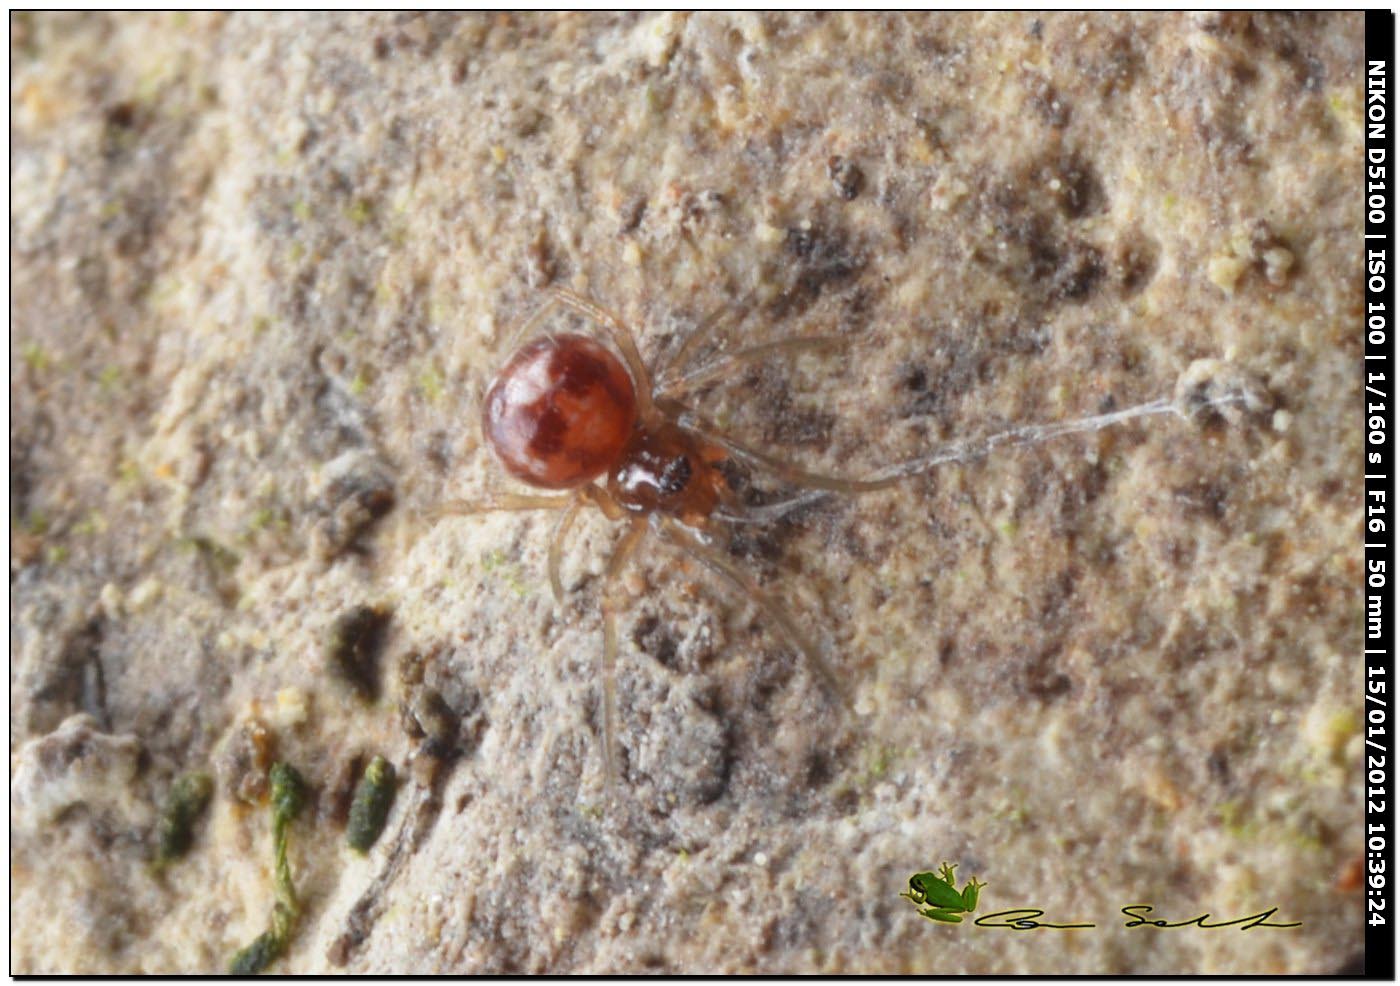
[
  {"x1": 481, "y1": 549, "x2": 530, "y2": 597},
  {"x1": 98, "y1": 365, "x2": 123, "y2": 393},
  {"x1": 344, "y1": 199, "x2": 373, "y2": 226},
  {"x1": 20, "y1": 342, "x2": 50, "y2": 372},
  {"x1": 418, "y1": 365, "x2": 445, "y2": 403}
]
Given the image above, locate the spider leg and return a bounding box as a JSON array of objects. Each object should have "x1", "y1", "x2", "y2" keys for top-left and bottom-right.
[
  {"x1": 655, "y1": 516, "x2": 850, "y2": 709},
  {"x1": 579, "y1": 481, "x2": 627, "y2": 522},
  {"x1": 688, "y1": 395, "x2": 1191, "y2": 511},
  {"x1": 430, "y1": 493, "x2": 575, "y2": 520},
  {"x1": 598, "y1": 518, "x2": 648, "y2": 791},
  {"x1": 547, "y1": 495, "x2": 585, "y2": 604},
  {"x1": 547, "y1": 287, "x2": 658, "y2": 424},
  {"x1": 503, "y1": 293, "x2": 563, "y2": 353},
  {"x1": 713, "y1": 490, "x2": 833, "y2": 525},
  {"x1": 853, "y1": 397, "x2": 1182, "y2": 486},
  {"x1": 677, "y1": 412, "x2": 901, "y2": 494},
  {"x1": 659, "y1": 335, "x2": 849, "y2": 398},
  {"x1": 657, "y1": 292, "x2": 749, "y2": 382}
]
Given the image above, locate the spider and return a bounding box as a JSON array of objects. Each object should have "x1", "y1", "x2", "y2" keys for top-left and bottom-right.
[{"x1": 433, "y1": 286, "x2": 1261, "y2": 790}]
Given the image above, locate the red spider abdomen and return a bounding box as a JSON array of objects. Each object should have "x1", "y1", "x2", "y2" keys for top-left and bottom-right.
[{"x1": 482, "y1": 333, "x2": 638, "y2": 489}]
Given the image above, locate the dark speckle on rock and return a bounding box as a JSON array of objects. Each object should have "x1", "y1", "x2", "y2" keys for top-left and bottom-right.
[
  {"x1": 1112, "y1": 230, "x2": 1160, "y2": 295},
  {"x1": 826, "y1": 156, "x2": 865, "y2": 200},
  {"x1": 770, "y1": 224, "x2": 862, "y2": 319},
  {"x1": 325, "y1": 605, "x2": 391, "y2": 702},
  {"x1": 624, "y1": 677, "x2": 731, "y2": 810},
  {"x1": 310, "y1": 450, "x2": 396, "y2": 563},
  {"x1": 632, "y1": 613, "x2": 679, "y2": 671},
  {"x1": 1021, "y1": 647, "x2": 1073, "y2": 701},
  {"x1": 217, "y1": 717, "x2": 277, "y2": 805}
]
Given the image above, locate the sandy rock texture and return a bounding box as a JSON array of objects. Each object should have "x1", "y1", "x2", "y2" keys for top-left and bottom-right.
[{"x1": 10, "y1": 12, "x2": 1364, "y2": 974}]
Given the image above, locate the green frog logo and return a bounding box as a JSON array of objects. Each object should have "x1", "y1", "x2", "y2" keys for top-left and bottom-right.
[{"x1": 901, "y1": 862, "x2": 987, "y2": 924}]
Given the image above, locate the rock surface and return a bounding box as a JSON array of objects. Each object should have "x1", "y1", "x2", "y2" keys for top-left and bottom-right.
[{"x1": 11, "y1": 12, "x2": 1363, "y2": 974}]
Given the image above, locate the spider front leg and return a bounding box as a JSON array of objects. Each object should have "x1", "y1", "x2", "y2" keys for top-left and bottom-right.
[
  {"x1": 431, "y1": 490, "x2": 586, "y2": 605},
  {"x1": 655, "y1": 291, "x2": 753, "y2": 386},
  {"x1": 501, "y1": 292, "x2": 564, "y2": 353},
  {"x1": 429, "y1": 493, "x2": 575, "y2": 521},
  {"x1": 659, "y1": 335, "x2": 850, "y2": 399},
  {"x1": 547, "y1": 497, "x2": 584, "y2": 604}
]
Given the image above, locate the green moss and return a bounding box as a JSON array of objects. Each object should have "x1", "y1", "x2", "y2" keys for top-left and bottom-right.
[
  {"x1": 291, "y1": 199, "x2": 312, "y2": 223},
  {"x1": 229, "y1": 762, "x2": 307, "y2": 974},
  {"x1": 271, "y1": 762, "x2": 306, "y2": 820},
  {"x1": 346, "y1": 756, "x2": 397, "y2": 852},
  {"x1": 229, "y1": 931, "x2": 282, "y2": 976},
  {"x1": 154, "y1": 771, "x2": 214, "y2": 867}
]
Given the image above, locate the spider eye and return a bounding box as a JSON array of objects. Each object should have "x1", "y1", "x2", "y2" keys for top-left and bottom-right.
[{"x1": 658, "y1": 455, "x2": 692, "y2": 497}]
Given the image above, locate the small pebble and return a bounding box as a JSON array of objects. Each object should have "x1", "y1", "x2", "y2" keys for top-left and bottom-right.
[
  {"x1": 274, "y1": 687, "x2": 309, "y2": 729},
  {"x1": 129, "y1": 577, "x2": 164, "y2": 610}
]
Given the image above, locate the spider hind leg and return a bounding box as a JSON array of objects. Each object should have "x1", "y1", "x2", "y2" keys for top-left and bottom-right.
[
  {"x1": 657, "y1": 516, "x2": 850, "y2": 710},
  {"x1": 597, "y1": 518, "x2": 648, "y2": 793}
]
